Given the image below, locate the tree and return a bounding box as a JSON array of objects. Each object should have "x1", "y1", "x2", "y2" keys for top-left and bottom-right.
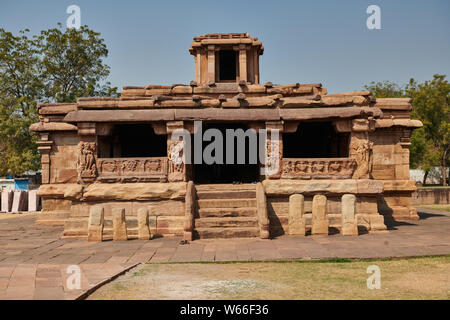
[
  {"x1": 364, "y1": 80, "x2": 405, "y2": 98},
  {"x1": 0, "y1": 29, "x2": 42, "y2": 176},
  {"x1": 0, "y1": 25, "x2": 117, "y2": 177},
  {"x1": 36, "y1": 24, "x2": 117, "y2": 103},
  {"x1": 406, "y1": 75, "x2": 450, "y2": 186}
]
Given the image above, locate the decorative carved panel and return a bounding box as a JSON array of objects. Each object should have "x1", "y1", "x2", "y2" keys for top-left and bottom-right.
[
  {"x1": 77, "y1": 142, "x2": 97, "y2": 183},
  {"x1": 281, "y1": 158, "x2": 356, "y2": 179},
  {"x1": 96, "y1": 157, "x2": 168, "y2": 183}
]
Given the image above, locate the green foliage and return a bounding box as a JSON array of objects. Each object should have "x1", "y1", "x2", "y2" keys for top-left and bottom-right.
[
  {"x1": 364, "y1": 80, "x2": 405, "y2": 98},
  {"x1": 0, "y1": 25, "x2": 117, "y2": 176},
  {"x1": 406, "y1": 75, "x2": 450, "y2": 184},
  {"x1": 0, "y1": 29, "x2": 41, "y2": 176},
  {"x1": 365, "y1": 75, "x2": 450, "y2": 184}
]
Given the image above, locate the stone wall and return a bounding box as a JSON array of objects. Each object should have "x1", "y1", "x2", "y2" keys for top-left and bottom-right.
[
  {"x1": 412, "y1": 188, "x2": 450, "y2": 205},
  {"x1": 263, "y1": 179, "x2": 386, "y2": 236}
]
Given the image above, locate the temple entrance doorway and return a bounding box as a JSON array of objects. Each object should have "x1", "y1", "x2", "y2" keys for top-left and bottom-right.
[{"x1": 192, "y1": 123, "x2": 260, "y2": 184}]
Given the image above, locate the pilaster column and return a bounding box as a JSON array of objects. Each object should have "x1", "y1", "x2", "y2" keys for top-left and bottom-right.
[
  {"x1": 264, "y1": 121, "x2": 283, "y2": 179},
  {"x1": 167, "y1": 121, "x2": 187, "y2": 182},
  {"x1": 207, "y1": 45, "x2": 215, "y2": 83},
  {"x1": 195, "y1": 50, "x2": 201, "y2": 83},
  {"x1": 36, "y1": 133, "x2": 53, "y2": 184},
  {"x1": 77, "y1": 123, "x2": 98, "y2": 184},
  {"x1": 239, "y1": 44, "x2": 248, "y2": 82}
]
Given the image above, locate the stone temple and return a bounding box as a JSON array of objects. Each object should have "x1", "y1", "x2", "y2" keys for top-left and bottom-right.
[{"x1": 30, "y1": 33, "x2": 422, "y2": 241}]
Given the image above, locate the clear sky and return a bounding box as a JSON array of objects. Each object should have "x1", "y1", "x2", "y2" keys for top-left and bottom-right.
[{"x1": 1, "y1": 0, "x2": 449, "y2": 93}]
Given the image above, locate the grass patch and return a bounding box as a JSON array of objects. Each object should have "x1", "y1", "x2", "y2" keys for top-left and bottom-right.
[{"x1": 88, "y1": 255, "x2": 450, "y2": 300}]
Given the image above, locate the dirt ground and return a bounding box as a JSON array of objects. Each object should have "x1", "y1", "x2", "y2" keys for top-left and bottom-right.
[{"x1": 88, "y1": 256, "x2": 450, "y2": 300}]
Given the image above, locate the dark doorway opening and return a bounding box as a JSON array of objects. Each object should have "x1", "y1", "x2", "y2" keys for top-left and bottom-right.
[
  {"x1": 283, "y1": 122, "x2": 349, "y2": 158},
  {"x1": 193, "y1": 123, "x2": 260, "y2": 184},
  {"x1": 219, "y1": 50, "x2": 237, "y2": 81},
  {"x1": 97, "y1": 124, "x2": 167, "y2": 158}
]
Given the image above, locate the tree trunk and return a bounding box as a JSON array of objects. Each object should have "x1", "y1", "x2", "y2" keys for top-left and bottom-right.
[
  {"x1": 442, "y1": 166, "x2": 448, "y2": 186},
  {"x1": 423, "y1": 170, "x2": 429, "y2": 185},
  {"x1": 442, "y1": 149, "x2": 449, "y2": 186}
]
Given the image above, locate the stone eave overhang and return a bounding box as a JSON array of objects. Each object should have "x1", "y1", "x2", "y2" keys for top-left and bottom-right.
[{"x1": 62, "y1": 106, "x2": 382, "y2": 123}]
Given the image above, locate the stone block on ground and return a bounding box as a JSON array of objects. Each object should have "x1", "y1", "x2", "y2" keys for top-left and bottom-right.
[
  {"x1": 87, "y1": 206, "x2": 104, "y2": 242},
  {"x1": 312, "y1": 194, "x2": 328, "y2": 235},
  {"x1": 28, "y1": 190, "x2": 40, "y2": 212},
  {"x1": 288, "y1": 194, "x2": 305, "y2": 235},
  {"x1": 112, "y1": 208, "x2": 128, "y2": 241},
  {"x1": 1, "y1": 191, "x2": 13, "y2": 212},
  {"x1": 137, "y1": 208, "x2": 151, "y2": 240},
  {"x1": 11, "y1": 191, "x2": 27, "y2": 212},
  {"x1": 341, "y1": 194, "x2": 358, "y2": 236}
]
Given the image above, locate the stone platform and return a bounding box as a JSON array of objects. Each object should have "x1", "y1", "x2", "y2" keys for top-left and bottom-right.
[{"x1": 0, "y1": 208, "x2": 449, "y2": 299}]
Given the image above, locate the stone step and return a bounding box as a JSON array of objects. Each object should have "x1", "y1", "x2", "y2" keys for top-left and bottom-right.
[
  {"x1": 195, "y1": 217, "x2": 258, "y2": 228},
  {"x1": 198, "y1": 207, "x2": 257, "y2": 218},
  {"x1": 195, "y1": 184, "x2": 256, "y2": 192},
  {"x1": 36, "y1": 210, "x2": 70, "y2": 226},
  {"x1": 195, "y1": 227, "x2": 260, "y2": 239},
  {"x1": 197, "y1": 198, "x2": 257, "y2": 209},
  {"x1": 196, "y1": 190, "x2": 256, "y2": 200}
]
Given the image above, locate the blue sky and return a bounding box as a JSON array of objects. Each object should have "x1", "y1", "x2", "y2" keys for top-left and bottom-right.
[{"x1": 1, "y1": 0, "x2": 449, "y2": 93}]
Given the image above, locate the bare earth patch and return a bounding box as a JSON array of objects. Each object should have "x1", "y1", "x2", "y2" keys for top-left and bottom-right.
[{"x1": 88, "y1": 256, "x2": 450, "y2": 300}]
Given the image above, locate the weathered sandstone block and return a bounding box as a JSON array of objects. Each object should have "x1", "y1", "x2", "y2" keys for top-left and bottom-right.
[
  {"x1": 88, "y1": 206, "x2": 104, "y2": 242},
  {"x1": 288, "y1": 194, "x2": 305, "y2": 235},
  {"x1": 112, "y1": 208, "x2": 128, "y2": 241},
  {"x1": 82, "y1": 182, "x2": 186, "y2": 201},
  {"x1": 137, "y1": 208, "x2": 151, "y2": 240},
  {"x1": 28, "y1": 190, "x2": 40, "y2": 212},
  {"x1": 256, "y1": 182, "x2": 270, "y2": 239},
  {"x1": 12, "y1": 191, "x2": 27, "y2": 212},
  {"x1": 312, "y1": 194, "x2": 328, "y2": 235},
  {"x1": 1, "y1": 191, "x2": 13, "y2": 212},
  {"x1": 341, "y1": 194, "x2": 358, "y2": 236}
]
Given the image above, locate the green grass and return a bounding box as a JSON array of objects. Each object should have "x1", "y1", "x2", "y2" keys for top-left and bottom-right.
[{"x1": 88, "y1": 255, "x2": 450, "y2": 300}]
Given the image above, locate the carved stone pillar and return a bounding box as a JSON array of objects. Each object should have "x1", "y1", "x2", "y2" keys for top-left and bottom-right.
[
  {"x1": 397, "y1": 129, "x2": 412, "y2": 180},
  {"x1": 77, "y1": 123, "x2": 98, "y2": 184},
  {"x1": 207, "y1": 45, "x2": 215, "y2": 83},
  {"x1": 264, "y1": 121, "x2": 283, "y2": 179},
  {"x1": 239, "y1": 44, "x2": 248, "y2": 82},
  {"x1": 167, "y1": 121, "x2": 186, "y2": 182},
  {"x1": 36, "y1": 133, "x2": 53, "y2": 184}
]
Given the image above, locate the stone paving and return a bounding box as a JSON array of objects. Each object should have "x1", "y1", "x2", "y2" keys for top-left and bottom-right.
[{"x1": 0, "y1": 208, "x2": 449, "y2": 299}]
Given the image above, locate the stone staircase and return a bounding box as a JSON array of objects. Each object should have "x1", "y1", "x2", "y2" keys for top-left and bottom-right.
[{"x1": 194, "y1": 184, "x2": 260, "y2": 239}]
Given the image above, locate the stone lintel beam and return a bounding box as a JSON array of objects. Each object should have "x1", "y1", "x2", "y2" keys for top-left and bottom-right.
[
  {"x1": 37, "y1": 182, "x2": 187, "y2": 201},
  {"x1": 30, "y1": 122, "x2": 77, "y2": 132},
  {"x1": 262, "y1": 179, "x2": 383, "y2": 196},
  {"x1": 64, "y1": 110, "x2": 175, "y2": 123},
  {"x1": 279, "y1": 107, "x2": 381, "y2": 121}
]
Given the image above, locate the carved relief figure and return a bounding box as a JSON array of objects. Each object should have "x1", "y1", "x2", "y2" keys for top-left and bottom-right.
[
  {"x1": 122, "y1": 160, "x2": 138, "y2": 174},
  {"x1": 351, "y1": 140, "x2": 373, "y2": 179},
  {"x1": 77, "y1": 142, "x2": 97, "y2": 181},
  {"x1": 144, "y1": 159, "x2": 162, "y2": 173}
]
